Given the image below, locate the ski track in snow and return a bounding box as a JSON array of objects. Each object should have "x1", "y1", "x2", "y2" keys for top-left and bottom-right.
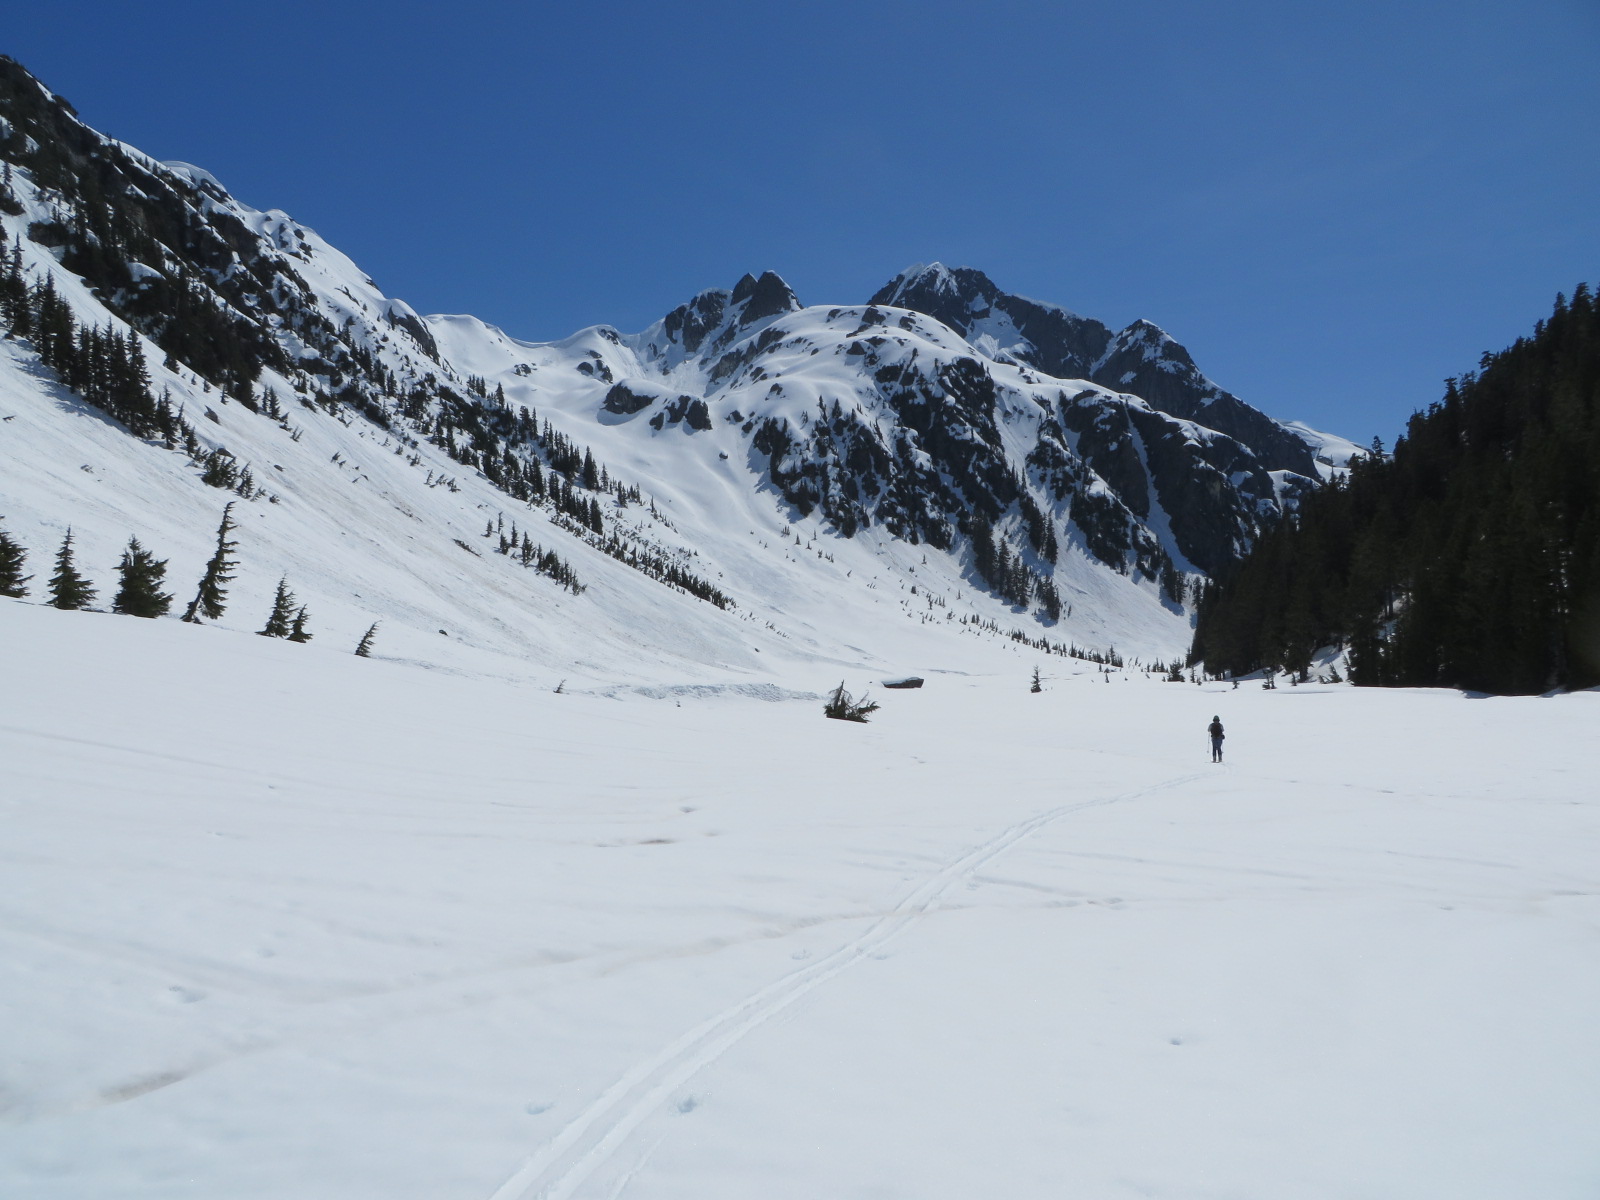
[{"x1": 486, "y1": 770, "x2": 1208, "y2": 1200}]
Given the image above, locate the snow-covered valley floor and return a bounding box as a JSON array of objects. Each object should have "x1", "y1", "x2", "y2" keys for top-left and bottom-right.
[{"x1": 2, "y1": 600, "x2": 1597, "y2": 1199}]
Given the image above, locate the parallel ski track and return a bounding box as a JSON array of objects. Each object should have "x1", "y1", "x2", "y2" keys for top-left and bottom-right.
[{"x1": 487, "y1": 770, "x2": 1207, "y2": 1200}]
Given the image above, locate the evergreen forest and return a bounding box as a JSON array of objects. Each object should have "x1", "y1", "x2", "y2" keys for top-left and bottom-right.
[{"x1": 1191, "y1": 284, "x2": 1600, "y2": 694}]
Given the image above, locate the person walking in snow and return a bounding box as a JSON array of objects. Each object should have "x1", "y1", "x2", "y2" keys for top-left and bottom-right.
[{"x1": 1208, "y1": 715, "x2": 1225, "y2": 763}]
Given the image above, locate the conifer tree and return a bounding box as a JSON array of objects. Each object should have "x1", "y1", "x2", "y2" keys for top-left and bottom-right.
[
  {"x1": 111, "y1": 537, "x2": 172, "y2": 617},
  {"x1": 823, "y1": 682, "x2": 880, "y2": 723},
  {"x1": 354, "y1": 622, "x2": 379, "y2": 658},
  {"x1": 287, "y1": 605, "x2": 312, "y2": 643},
  {"x1": 0, "y1": 525, "x2": 31, "y2": 598},
  {"x1": 258, "y1": 577, "x2": 297, "y2": 637},
  {"x1": 48, "y1": 529, "x2": 96, "y2": 610},
  {"x1": 183, "y1": 503, "x2": 238, "y2": 623}
]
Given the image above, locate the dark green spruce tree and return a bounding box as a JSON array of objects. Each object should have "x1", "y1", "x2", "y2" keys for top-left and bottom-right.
[
  {"x1": 258, "y1": 578, "x2": 297, "y2": 637},
  {"x1": 47, "y1": 529, "x2": 96, "y2": 610},
  {"x1": 287, "y1": 605, "x2": 312, "y2": 643},
  {"x1": 182, "y1": 502, "x2": 239, "y2": 623},
  {"x1": 0, "y1": 524, "x2": 32, "y2": 598},
  {"x1": 111, "y1": 538, "x2": 172, "y2": 617},
  {"x1": 354, "y1": 622, "x2": 379, "y2": 657}
]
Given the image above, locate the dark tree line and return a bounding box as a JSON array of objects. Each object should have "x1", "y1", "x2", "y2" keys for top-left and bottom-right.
[
  {"x1": 594, "y1": 533, "x2": 732, "y2": 609},
  {"x1": 967, "y1": 512, "x2": 1063, "y2": 620},
  {"x1": 961, "y1": 614, "x2": 1122, "y2": 666},
  {"x1": 0, "y1": 241, "x2": 272, "y2": 501},
  {"x1": 4, "y1": 243, "x2": 158, "y2": 435},
  {"x1": 489, "y1": 519, "x2": 586, "y2": 595},
  {"x1": 1192, "y1": 284, "x2": 1600, "y2": 694}
]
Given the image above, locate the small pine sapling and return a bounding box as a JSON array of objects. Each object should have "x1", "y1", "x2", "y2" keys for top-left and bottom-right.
[
  {"x1": 183, "y1": 503, "x2": 239, "y2": 623},
  {"x1": 258, "y1": 578, "x2": 297, "y2": 637},
  {"x1": 111, "y1": 537, "x2": 172, "y2": 617},
  {"x1": 47, "y1": 529, "x2": 96, "y2": 610},
  {"x1": 287, "y1": 605, "x2": 312, "y2": 643},
  {"x1": 1030, "y1": 665, "x2": 1042, "y2": 693},
  {"x1": 0, "y1": 525, "x2": 32, "y2": 597},
  {"x1": 354, "y1": 622, "x2": 379, "y2": 657}
]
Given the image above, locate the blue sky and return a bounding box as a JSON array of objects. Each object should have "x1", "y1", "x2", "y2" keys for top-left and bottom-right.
[{"x1": 8, "y1": 1, "x2": 1597, "y2": 444}]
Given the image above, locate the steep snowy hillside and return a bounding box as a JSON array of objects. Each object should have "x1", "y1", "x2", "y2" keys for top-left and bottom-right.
[{"x1": 0, "y1": 57, "x2": 1358, "y2": 679}]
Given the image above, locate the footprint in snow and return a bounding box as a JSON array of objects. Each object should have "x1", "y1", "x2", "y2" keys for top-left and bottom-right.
[
  {"x1": 525, "y1": 1102, "x2": 553, "y2": 1116},
  {"x1": 677, "y1": 1095, "x2": 699, "y2": 1114}
]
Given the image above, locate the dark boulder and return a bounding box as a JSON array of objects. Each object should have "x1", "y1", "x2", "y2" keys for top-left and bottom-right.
[{"x1": 602, "y1": 383, "x2": 657, "y2": 415}]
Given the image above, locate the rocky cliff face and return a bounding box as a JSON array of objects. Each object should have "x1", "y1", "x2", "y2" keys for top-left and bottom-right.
[
  {"x1": 436, "y1": 265, "x2": 1341, "y2": 607},
  {"x1": 873, "y1": 263, "x2": 1322, "y2": 475}
]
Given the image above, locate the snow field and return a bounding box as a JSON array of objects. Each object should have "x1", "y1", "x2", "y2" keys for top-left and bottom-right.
[{"x1": 1, "y1": 599, "x2": 1597, "y2": 1198}]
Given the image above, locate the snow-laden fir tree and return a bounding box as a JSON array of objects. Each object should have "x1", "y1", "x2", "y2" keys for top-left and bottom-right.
[
  {"x1": 287, "y1": 605, "x2": 312, "y2": 643},
  {"x1": 182, "y1": 503, "x2": 238, "y2": 623},
  {"x1": 354, "y1": 622, "x2": 379, "y2": 657},
  {"x1": 111, "y1": 537, "x2": 172, "y2": 617},
  {"x1": 0, "y1": 524, "x2": 31, "y2": 597},
  {"x1": 258, "y1": 578, "x2": 297, "y2": 637},
  {"x1": 48, "y1": 529, "x2": 96, "y2": 610}
]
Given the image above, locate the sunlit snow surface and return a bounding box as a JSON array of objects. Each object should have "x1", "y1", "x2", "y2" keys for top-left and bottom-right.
[{"x1": 2, "y1": 601, "x2": 1597, "y2": 1199}]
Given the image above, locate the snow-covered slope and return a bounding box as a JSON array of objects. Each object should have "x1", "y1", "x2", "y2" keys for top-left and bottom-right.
[
  {"x1": 3, "y1": 598, "x2": 1596, "y2": 1199},
  {"x1": 0, "y1": 56, "x2": 1359, "y2": 680}
]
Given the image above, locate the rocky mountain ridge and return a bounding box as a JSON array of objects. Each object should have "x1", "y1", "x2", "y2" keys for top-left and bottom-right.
[{"x1": 0, "y1": 56, "x2": 1360, "y2": 674}]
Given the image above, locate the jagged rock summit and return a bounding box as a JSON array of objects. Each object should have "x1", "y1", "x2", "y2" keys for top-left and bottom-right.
[{"x1": 873, "y1": 263, "x2": 1321, "y2": 475}]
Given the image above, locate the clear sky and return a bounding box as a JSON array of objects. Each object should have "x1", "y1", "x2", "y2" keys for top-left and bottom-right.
[{"x1": 7, "y1": 1, "x2": 1598, "y2": 444}]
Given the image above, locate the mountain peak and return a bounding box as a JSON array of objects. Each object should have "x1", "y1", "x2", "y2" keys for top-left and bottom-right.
[
  {"x1": 870, "y1": 264, "x2": 1003, "y2": 329},
  {"x1": 661, "y1": 287, "x2": 730, "y2": 354},
  {"x1": 657, "y1": 272, "x2": 799, "y2": 357},
  {"x1": 729, "y1": 270, "x2": 801, "y2": 324}
]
